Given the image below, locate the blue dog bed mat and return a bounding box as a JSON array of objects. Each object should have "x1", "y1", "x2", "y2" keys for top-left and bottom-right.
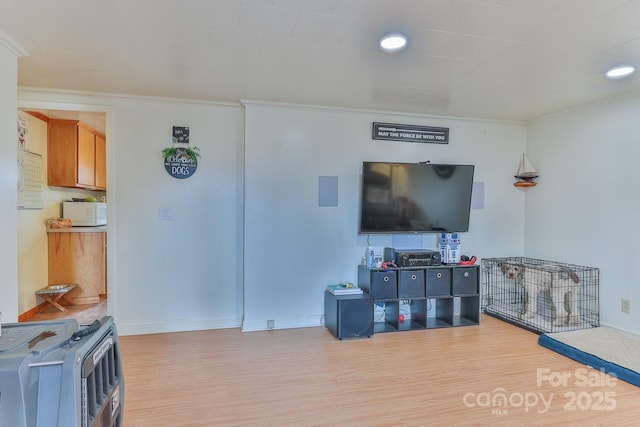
[{"x1": 538, "y1": 326, "x2": 640, "y2": 387}]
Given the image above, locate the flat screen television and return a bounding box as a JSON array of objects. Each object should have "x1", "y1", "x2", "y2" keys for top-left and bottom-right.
[{"x1": 359, "y1": 162, "x2": 475, "y2": 234}]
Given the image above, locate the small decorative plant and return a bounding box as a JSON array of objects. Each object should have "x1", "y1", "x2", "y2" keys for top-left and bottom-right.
[{"x1": 162, "y1": 145, "x2": 201, "y2": 162}]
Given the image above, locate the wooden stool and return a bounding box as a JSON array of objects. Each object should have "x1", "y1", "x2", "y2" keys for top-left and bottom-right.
[{"x1": 35, "y1": 284, "x2": 78, "y2": 312}]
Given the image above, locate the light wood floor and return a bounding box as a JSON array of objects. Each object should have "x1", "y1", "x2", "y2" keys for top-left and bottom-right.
[
  {"x1": 23, "y1": 300, "x2": 107, "y2": 325},
  {"x1": 119, "y1": 314, "x2": 640, "y2": 426}
]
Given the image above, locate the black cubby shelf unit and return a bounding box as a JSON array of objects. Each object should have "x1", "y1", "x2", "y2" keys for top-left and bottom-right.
[{"x1": 358, "y1": 264, "x2": 480, "y2": 333}]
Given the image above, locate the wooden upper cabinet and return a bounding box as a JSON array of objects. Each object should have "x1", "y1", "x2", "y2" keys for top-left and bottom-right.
[
  {"x1": 95, "y1": 134, "x2": 107, "y2": 190},
  {"x1": 48, "y1": 120, "x2": 106, "y2": 190},
  {"x1": 77, "y1": 126, "x2": 96, "y2": 187}
]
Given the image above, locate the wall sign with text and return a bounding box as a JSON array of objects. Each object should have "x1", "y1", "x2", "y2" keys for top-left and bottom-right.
[
  {"x1": 163, "y1": 125, "x2": 200, "y2": 179},
  {"x1": 164, "y1": 148, "x2": 198, "y2": 179},
  {"x1": 372, "y1": 122, "x2": 449, "y2": 144}
]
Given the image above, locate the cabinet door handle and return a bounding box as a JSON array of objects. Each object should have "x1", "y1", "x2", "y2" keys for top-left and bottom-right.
[
  {"x1": 411, "y1": 274, "x2": 417, "y2": 280},
  {"x1": 383, "y1": 276, "x2": 389, "y2": 282},
  {"x1": 464, "y1": 272, "x2": 469, "y2": 278},
  {"x1": 436, "y1": 272, "x2": 442, "y2": 279}
]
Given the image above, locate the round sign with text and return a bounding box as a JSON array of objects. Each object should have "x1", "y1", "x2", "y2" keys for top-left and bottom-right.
[{"x1": 164, "y1": 148, "x2": 198, "y2": 179}]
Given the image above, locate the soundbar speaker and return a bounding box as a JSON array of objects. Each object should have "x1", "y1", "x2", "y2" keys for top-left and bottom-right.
[{"x1": 324, "y1": 291, "x2": 374, "y2": 340}]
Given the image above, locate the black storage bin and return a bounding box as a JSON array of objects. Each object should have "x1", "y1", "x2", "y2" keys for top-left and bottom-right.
[
  {"x1": 398, "y1": 269, "x2": 425, "y2": 298},
  {"x1": 426, "y1": 268, "x2": 451, "y2": 296},
  {"x1": 453, "y1": 266, "x2": 478, "y2": 295},
  {"x1": 358, "y1": 265, "x2": 397, "y2": 299}
]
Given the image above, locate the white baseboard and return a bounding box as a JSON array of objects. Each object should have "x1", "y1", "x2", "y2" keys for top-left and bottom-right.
[
  {"x1": 241, "y1": 314, "x2": 323, "y2": 332},
  {"x1": 116, "y1": 316, "x2": 241, "y2": 336},
  {"x1": 116, "y1": 314, "x2": 325, "y2": 335}
]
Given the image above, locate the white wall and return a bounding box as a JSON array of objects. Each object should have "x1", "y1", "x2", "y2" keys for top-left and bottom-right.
[
  {"x1": 110, "y1": 98, "x2": 244, "y2": 334},
  {"x1": 19, "y1": 89, "x2": 245, "y2": 335},
  {"x1": 527, "y1": 98, "x2": 640, "y2": 334},
  {"x1": 11, "y1": 89, "x2": 640, "y2": 337},
  {"x1": 15, "y1": 93, "x2": 527, "y2": 335},
  {"x1": 242, "y1": 102, "x2": 527, "y2": 331},
  {"x1": 17, "y1": 112, "x2": 45, "y2": 314},
  {"x1": 0, "y1": 43, "x2": 18, "y2": 322}
]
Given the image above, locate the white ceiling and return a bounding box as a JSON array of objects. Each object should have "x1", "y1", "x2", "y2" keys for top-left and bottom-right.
[{"x1": 4, "y1": 0, "x2": 640, "y2": 122}]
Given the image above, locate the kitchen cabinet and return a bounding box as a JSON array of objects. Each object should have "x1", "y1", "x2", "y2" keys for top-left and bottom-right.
[
  {"x1": 47, "y1": 227, "x2": 106, "y2": 304},
  {"x1": 48, "y1": 119, "x2": 106, "y2": 190},
  {"x1": 95, "y1": 134, "x2": 107, "y2": 189}
]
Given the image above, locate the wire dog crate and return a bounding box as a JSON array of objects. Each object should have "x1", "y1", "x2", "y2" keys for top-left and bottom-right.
[{"x1": 481, "y1": 257, "x2": 599, "y2": 333}]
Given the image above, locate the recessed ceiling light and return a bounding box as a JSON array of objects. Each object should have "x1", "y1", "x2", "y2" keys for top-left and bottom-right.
[
  {"x1": 379, "y1": 33, "x2": 407, "y2": 53},
  {"x1": 606, "y1": 65, "x2": 635, "y2": 79}
]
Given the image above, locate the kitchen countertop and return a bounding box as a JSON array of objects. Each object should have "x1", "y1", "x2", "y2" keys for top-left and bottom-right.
[{"x1": 47, "y1": 225, "x2": 107, "y2": 233}]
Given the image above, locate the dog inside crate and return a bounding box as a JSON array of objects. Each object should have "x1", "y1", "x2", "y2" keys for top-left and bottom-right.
[
  {"x1": 482, "y1": 257, "x2": 599, "y2": 333},
  {"x1": 502, "y1": 261, "x2": 580, "y2": 325}
]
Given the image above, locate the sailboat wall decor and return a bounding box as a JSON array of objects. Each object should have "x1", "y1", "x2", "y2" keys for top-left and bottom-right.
[{"x1": 514, "y1": 154, "x2": 538, "y2": 187}]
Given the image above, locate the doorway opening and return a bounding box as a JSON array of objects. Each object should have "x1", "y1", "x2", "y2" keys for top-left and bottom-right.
[{"x1": 17, "y1": 106, "x2": 110, "y2": 326}]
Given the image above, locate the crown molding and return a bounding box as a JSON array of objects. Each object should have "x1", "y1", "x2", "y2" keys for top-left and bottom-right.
[{"x1": 0, "y1": 29, "x2": 29, "y2": 57}]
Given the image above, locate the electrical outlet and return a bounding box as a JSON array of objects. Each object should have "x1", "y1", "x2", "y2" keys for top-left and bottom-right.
[
  {"x1": 621, "y1": 299, "x2": 631, "y2": 314},
  {"x1": 267, "y1": 319, "x2": 275, "y2": 330}
]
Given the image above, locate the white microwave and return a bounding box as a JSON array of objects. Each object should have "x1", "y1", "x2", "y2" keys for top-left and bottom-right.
[{"x1": 62, "y1": 202, "x2": 107, "y2": 226}]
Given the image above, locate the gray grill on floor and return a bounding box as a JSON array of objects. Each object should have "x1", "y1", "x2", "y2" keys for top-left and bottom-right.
[{"x1": 0, "y1": 316, "x2": 124, "y2": 427}]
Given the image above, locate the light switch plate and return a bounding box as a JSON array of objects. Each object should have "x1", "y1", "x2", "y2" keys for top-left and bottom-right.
[{"x1": 159, "y1": 207, "x2": 173, "y2": 220}]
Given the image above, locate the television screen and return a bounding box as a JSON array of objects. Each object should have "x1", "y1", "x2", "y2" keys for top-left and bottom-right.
[{"x1": 359, "y1": 162, "x2": 475, "y2": 234}]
